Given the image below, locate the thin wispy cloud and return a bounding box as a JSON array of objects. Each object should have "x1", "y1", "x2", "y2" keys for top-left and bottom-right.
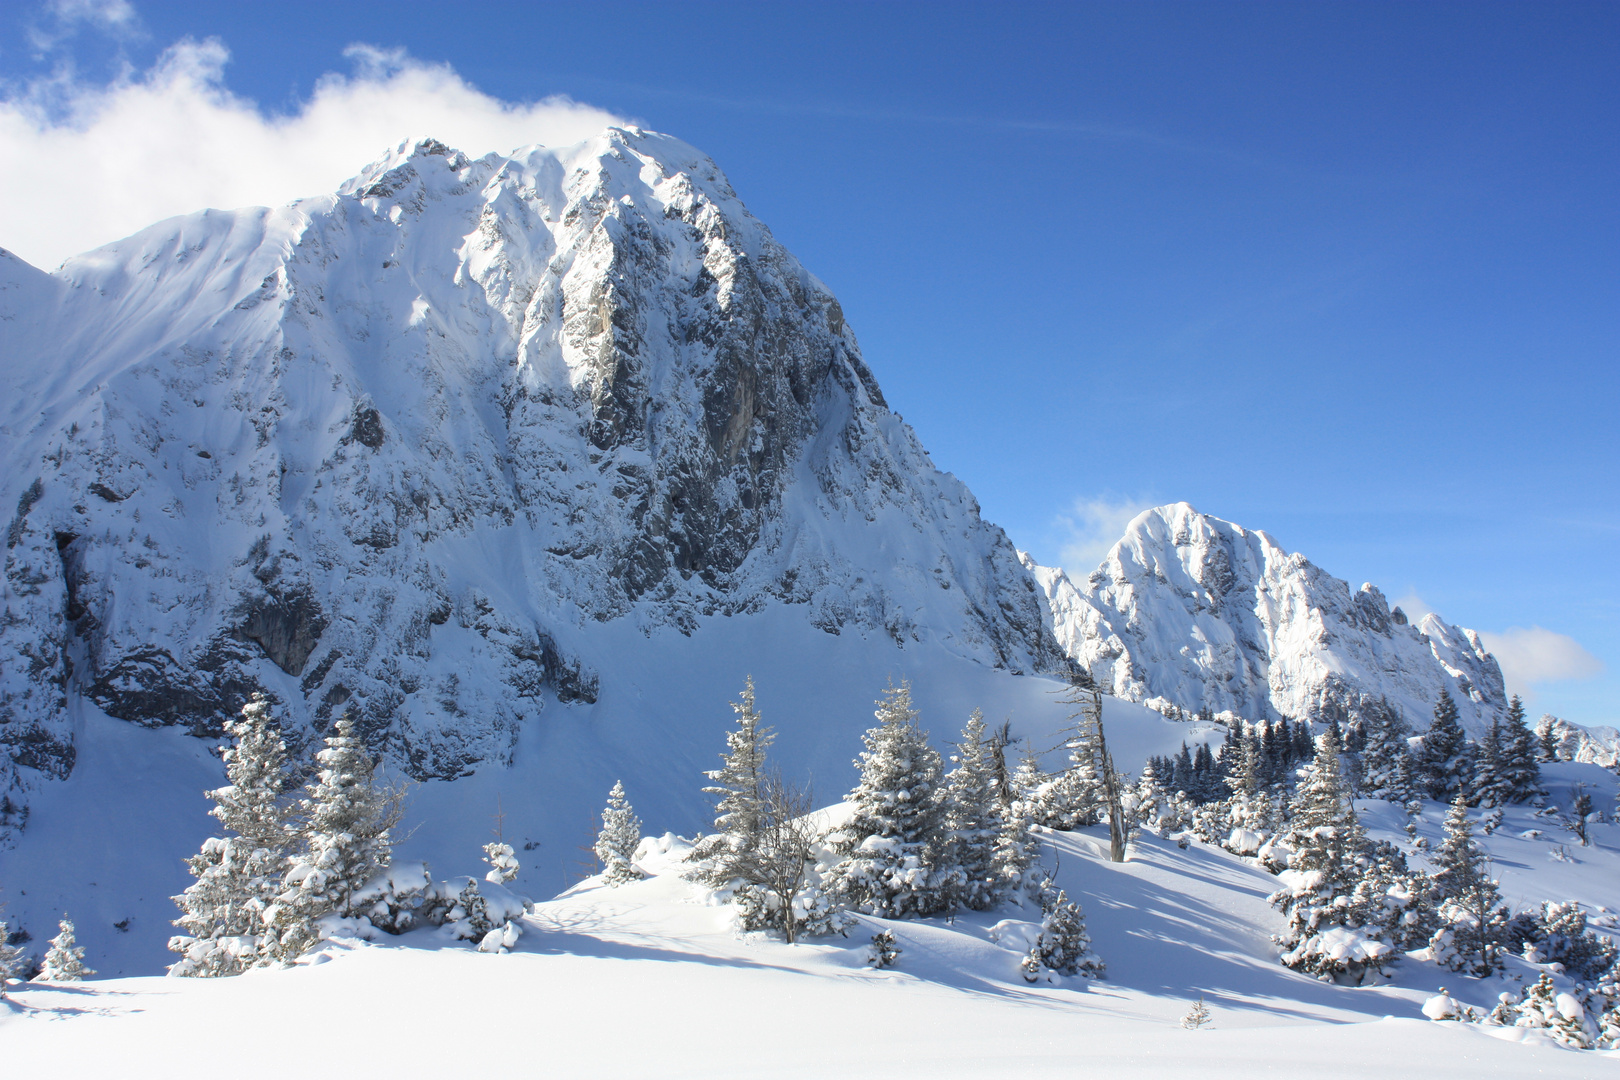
[
  {"x1": 1396, "y1": 592, "x2": 1603, "y2": 706},
  {"x1": 26, "y1": 0, "x2": 144, "y2": 53},
  {"x1": 0, "y1": 38, "x2": 629, "y2": 269},
  {"x1": 1480, "y1": 626, "x2": 1605, "y2": 703},
  {"x1": 1054, "y1": 495, "x2": 1157, "y2": 573}
]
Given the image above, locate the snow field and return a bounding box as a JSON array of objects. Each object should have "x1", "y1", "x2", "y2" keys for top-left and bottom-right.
[{"x1": 6, "y1": 809, "x2": 1613, "y2": 1076}]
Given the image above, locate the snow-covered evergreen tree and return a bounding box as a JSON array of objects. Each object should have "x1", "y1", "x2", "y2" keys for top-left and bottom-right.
[
  {"x1": 0, "y1": 919, "x2": 25, "y2": 995},
  {"x1": 1270, "y1": 729, "x2": 1389, "y2": 982},
  {"x1": 942, "y1": 709, "x2": 1004, "y2": 911},
  {"x1": 825, "y1": 681, "x2": 951, "y2": 918},
  {"x1": 687, "y1": 676, "x2": 776, "y2": 886},
  {"x1": 1497, "y1": 695, "x2": 1542, "y2": 803},
  {"x1": 866, "y1": 929, "x2": 901, "y2": 968},
  {"x1": 263, "y1": 715, "x2": 401, "y2": 964},
  {"x1": 1414, "y1": 690, "x2": 1469, "y2": 801},
  {"x1": 1527, "y1": 901, "x2": 1619, "y2": 980},
  {"x1": 1021, "y1": 877, "x2": 1104, "y2": 981},
  {"x1": 1427, "y1": 792, "x2": 1507, "y2": 977},
  {"x1": 38, "y1": 918, "x2": 94, "y2": 982},
  {"x1": 1471, "y1": 717, "x2": 1506, "y2": 807},
  {"x1": 596, "y1": 781, "x2": 645, "y2": 886},
  {"x1": 1535, "y1": 713, "x2": 1560, "y2": 761},
  {"x1": 1191, "y1": 742, "x2": 1219, "y2": 803},
  {"x1": 990, "y1": 790, "x2": 1041, "y2": 904},
  {"x1": 169, "y1": 694, "x2": 294, "y2": 977}
]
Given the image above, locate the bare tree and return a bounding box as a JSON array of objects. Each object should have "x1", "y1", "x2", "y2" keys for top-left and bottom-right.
[
  {"x1": 739, "y1": 772, "x2": 819, "y2": 943},
  {"x1": 987, "y1": 719, "x2": 1015, "y2": 810},
  {"x1": 1060, "y1": 671, "x2": 1127, "y2": 862}
]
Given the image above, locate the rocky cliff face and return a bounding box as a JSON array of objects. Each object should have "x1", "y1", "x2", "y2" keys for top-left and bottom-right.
[
  {"x1": 1025, "y1": 503, "x2": 1506, "y2": 732},
  {"x1": 0, "y1": 128, "x2": 1062, "y2": 818}
]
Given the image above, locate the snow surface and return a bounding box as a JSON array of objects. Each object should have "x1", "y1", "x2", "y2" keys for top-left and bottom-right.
[{"x1": 5, "y1": 814, "x2": 1612, "y2": 1077}]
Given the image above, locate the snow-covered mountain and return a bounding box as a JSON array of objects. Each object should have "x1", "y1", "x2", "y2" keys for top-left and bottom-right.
[
  {"x1": 0, "y1": 128, "x2": 1063, "y2": 821},
  {"x1": 1025, "y1": 503, "x2": 1507, "y2": 732}
]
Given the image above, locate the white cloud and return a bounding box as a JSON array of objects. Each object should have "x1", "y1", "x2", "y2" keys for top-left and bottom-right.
[
  {"x1": 0, "y1": 38, "x2": 630, "y2": 269},
  {"x1": 1391, "y1": 592, "x2": 1435, "y2": 624},
  {"x1": 1054, "y1": 496, "x2": 1157, "y2": 573},
  {"x1": 1479, "y1": 626, "x2": 1605, "y2": 698}
]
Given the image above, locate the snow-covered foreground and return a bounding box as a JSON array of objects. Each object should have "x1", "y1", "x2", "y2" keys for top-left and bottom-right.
[{"x1": 6, "y1": 816, "x2": 1613, "y2": 1077}]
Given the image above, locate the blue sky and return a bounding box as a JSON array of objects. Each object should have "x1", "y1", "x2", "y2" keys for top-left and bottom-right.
[{"x1": 2, "y1": 1, "x2": 1615, "y2": 723}]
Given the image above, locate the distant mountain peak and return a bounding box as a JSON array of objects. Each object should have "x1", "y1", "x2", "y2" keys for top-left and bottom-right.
[{"x1": 1025, "y1": 503, "x2": 1506, "y2": 730}]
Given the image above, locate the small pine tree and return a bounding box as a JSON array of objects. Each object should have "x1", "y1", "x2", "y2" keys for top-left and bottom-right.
[
  {"x1": 1512, "y1": 973, "x2": 1592, "y2": 1048},
  {"x1": 943, "y1": 709, "x2": 1005, "y2": 911},
  {"x1": 1414, "y1": 690, "x2": 1468, "y2": 801},
  {"x1": 1472, "y1": 718, "x2": 1507, "y2": 808},
  {"x1": 825, "y1": 681, "x2": 951, "y2": 918},
  {"x1": 1271, "y1": 729, "x2": 1388, "y2": 982},
  {"x1": 867, "y1": 929, "x2": 901, "y2": 968},
  {"x1": 1498, "y1": 696, "x2": 1541, "y2": 802},
  {"x1": 38, "y1": 918, "x2": 94, "y2": 981},
  {"x1": 1427, "y1": 792, "x2": 1507, "y2": 977},
  {"x1": 1022, "y1": 877, "x2": 1105, "y2": 980},
  {"x1": 1534, "y1": 713, "x2": 1560, "y2": 762},
  {"x1": 1181, "y1": 996, "x2": 1212, "y2": 1029},
  {"x1": 264, "y1": 715, "x2": 402, "y2": 964},
  {"x1": 688, "y1": 676, "x2": 776, "y2": 886},
  {"x1": 0, "y1": 918, "x2": 26, "y2": 995},
  {"x1": 170, "y1": 694, "x2": 295, "y2": 977},
  {"x1": 595, "y1": 781, "x2": 644, "y2": 886}
]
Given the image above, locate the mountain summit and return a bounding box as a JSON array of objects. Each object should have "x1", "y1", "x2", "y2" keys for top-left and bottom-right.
[
  {"x1": 1025, "y1": 503, "x2": 1506, "y2": 731},
  {"x1": 0, "y1": 128, "x2": 1062, "y2": 812}
]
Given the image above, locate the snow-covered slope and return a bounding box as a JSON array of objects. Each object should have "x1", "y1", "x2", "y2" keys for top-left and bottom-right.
[
  {"x1": 6, "y1": 810, "x2": 1612, "y2": 1078},
  {"x1": 0, "y1": 128, "x2": 1062, "y2": 819},
  {"x1": 1025, "y1": 503, "x2": 1507, "y2": 731}
]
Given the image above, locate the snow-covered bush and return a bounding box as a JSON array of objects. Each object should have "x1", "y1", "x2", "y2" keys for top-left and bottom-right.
[
  {"x1": 1507, "y1": 973, "x2": 1593, "y2": 1048},
  {"x1": 866, "y1": 929, "x2": 900, "y2": 968},
  {"x1": 1021, "y1": 879, "x2": 1104, "y2": 982},
  {"x1": 1510, "y1": 901, "x2": 1618, "y2": 981},
  {"x1": 483, "y1": 842, "x2": 519, "y2": 885},
  {"x1": 349, "y1": 861, "x2": 434, "y2": 935}
]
